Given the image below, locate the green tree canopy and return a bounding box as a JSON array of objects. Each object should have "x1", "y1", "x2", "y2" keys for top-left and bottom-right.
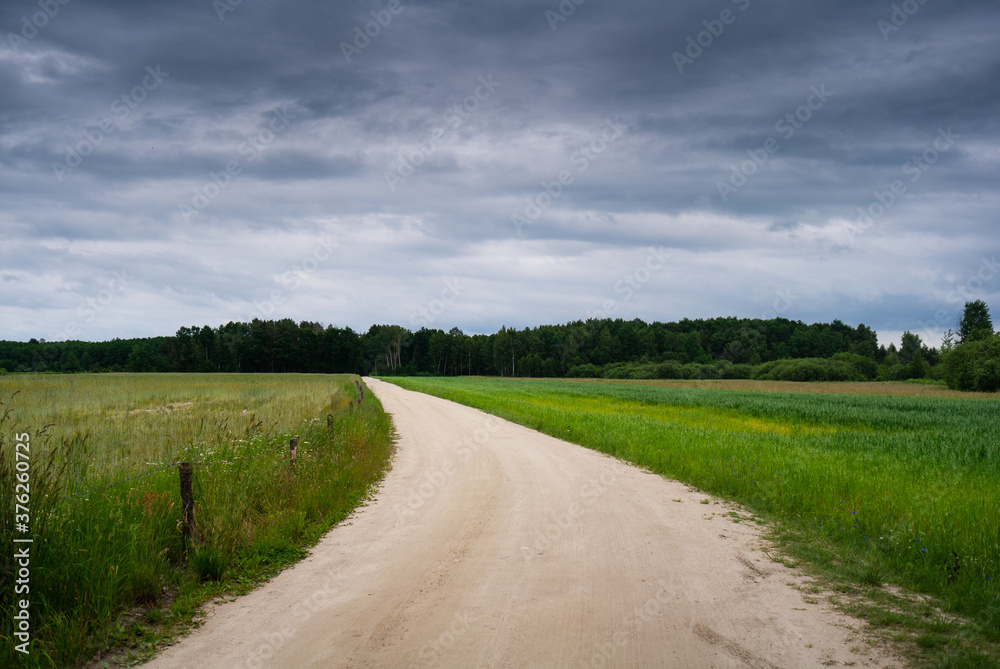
[
  {"x1": 899, "y1": 331, "x2": 922, "y2": 366},
  {"x1": 958, "y1": 300, "x2": 994, "y2": 343}
]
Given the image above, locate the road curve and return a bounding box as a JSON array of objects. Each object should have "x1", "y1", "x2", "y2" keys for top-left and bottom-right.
[{"x1": 144, "y1": 378, "x2": 895, "y2": 668}]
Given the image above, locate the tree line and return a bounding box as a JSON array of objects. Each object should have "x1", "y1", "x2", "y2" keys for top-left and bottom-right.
[{"x1": 1, "y1": 301, "x2": 996, "y2": 391}]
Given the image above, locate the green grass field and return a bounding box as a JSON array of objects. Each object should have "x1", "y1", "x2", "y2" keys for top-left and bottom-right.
[
  {"x1": 386, "y1": 376, "x2": 1000, "y2": 666},
  {"x1": 0, "y1": 374, "x2": 394, "y2": 667}
]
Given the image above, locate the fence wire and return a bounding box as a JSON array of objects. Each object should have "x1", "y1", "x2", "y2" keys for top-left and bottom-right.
[{"x1": 64, "y1": 429, "x2": 310, "y2": 500}]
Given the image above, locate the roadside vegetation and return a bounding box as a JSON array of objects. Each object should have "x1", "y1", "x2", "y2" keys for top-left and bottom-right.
[
  {"x1": 3, "y1": 302, "x2": 997, "y2": 396},
  {"x1": 387, "y1": 376, "x2": 1000, "y2": 667},
  {"x1": 0, "y1": 374, "x2": 394, "y2": 668}
]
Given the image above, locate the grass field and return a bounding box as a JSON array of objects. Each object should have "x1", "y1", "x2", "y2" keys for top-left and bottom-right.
[
  {"x1": 0, "y1": 373, "x2": 351, "y2": 488},
  {"x1": 0, "y1": 373, "x2": 394, "y2": 667},
  {"x1": 386, "y1": 376, "x2": 1000, "y2": 667},
  {"x1": 561, "y1": 377, "x2": 1000, "y2": 399}
]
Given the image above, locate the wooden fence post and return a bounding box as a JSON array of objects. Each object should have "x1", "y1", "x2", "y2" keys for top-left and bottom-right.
[
  {"x1": 290, "y1": 436, "x2": 297, "y2": 466},
  {"x1": 178, "y1": 462, "x2": 194, "y2": 550},
  {"x1": 355, "y1": 379, "x2": 363, "y2": 405}
]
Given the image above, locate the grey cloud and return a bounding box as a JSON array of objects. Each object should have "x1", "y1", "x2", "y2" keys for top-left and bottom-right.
[{"x1": 1, "y1": 0, "x2": 998, "y2": 343}]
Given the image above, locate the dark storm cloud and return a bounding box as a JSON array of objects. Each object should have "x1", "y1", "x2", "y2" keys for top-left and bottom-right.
[{"x1": 1, "y1": 0, "x2": 998, "y2": 344}]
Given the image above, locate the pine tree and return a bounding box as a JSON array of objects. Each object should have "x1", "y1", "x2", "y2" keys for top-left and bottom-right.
[{"x1": 958, "y1": 300, "x2": 994, "y2": 342}]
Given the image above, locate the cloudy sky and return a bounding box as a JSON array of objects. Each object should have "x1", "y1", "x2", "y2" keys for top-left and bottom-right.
[{"x1": 1, "y1": 0, "x2": 997, "y2": 347}]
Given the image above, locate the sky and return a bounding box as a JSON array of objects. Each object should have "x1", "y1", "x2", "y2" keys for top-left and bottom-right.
[{"x1": 1, "y1": 0, "x2": 998, "y2": 348}]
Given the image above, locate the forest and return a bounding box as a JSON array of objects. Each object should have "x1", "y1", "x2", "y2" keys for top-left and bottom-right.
[{"x1": 1, "y1": 301, "x2": 997, "y2": 391}]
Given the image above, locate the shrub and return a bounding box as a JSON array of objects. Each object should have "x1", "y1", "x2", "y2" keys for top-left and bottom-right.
[
  {"x1": 603, "y1": 363, "x2": 634, "y2": 379},
  {"x1": 654, "y1": 361, "x2": 685, "y2": 379},
  {"x1": 944, "y1": 336, "x2": 1000, "y2": 392},
  {"x1": 753, "y1": 357, "x2": 863, "y2": 383},
  {"x1": 779, "y1": 360, "x2": 826, "y2": 382},
  {"x1": 721, "y1": 363, "x2": 753, "y2": 379},
  {"x1": 831, "y1": 352, "x2": 879, "y2": 380},
  {"x1": 565, "y1": 363, "x2": 603, "y2": 378},
  {"x1": 627, "y1": 365, "x2": 658, "y2": 380},
  {"x1": 685, "y1": 363, "x2": 720, "y2": 380},
  {"x1": 752, "y1": 360, "x2": 781, "y2": 380}
]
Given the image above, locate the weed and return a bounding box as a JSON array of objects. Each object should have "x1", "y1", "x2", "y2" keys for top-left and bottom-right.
[{"x1": 191, "y1": 546, "x2": 228, "y2": 582}]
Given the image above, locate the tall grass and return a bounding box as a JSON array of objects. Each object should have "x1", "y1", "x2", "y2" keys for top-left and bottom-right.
[
  {"x1": 0, "y1": 373, "x2": 348, "y2": 489},
  {"x1": 1, "y1": 374, "x2": 394, "y2": 667},
  {"x1": 387, "y1": 377, "x2": 1000, "y2": 646}
]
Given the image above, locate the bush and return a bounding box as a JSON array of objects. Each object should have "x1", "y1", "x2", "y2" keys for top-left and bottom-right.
[
  {"x1": 876, "y1": 362, "x2": 906, "y2": 382},
  {"x1": 753, "y1": 357, "x2": 863, "y2": 383},
  {"x1": 565, "y1": 363, "x2": 603, "y2": 378},
  {"x1": 720, "y1": 363, "x2": 753, "y2": 379},
  {"x1": 944, "y1": 336, "x2": 1000, "y2": 392},
  {"x1": 780, "y1": 360, "x2": 826, "y2": 382},
  {"x1": 831, "y1": 352, "x2": 878, "y2": 380},
  {"x1": 654, "y1": 361, "x2": 685, "y2": 379},
  {"x1": 603, "y1": 363, "x2": 635, "y2": 379},
  {"x1": 826, "y1": 360, "x2": 863, "y2": 381},
  {"x1": 684, "y1": 363, "x2": 720, "y2": 380},
  {"x1": 627, "y1": 365, "x2": 658, "y2": 380},
  {"x1": 752, "y1": 360, "x2": 781, "y2": 380},
  {"x1": 597, "y1": 362, "x2": 663, "y2": 380}
]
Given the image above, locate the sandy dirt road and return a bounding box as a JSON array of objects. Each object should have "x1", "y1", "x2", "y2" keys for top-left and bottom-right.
[{"x1": 145, "y1": 378, "x2": 896, "y2": 669}]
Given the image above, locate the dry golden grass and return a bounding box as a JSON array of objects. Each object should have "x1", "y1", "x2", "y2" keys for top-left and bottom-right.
[{"x1": 0, "y1": 373, "x2": 350, "y2": 478}]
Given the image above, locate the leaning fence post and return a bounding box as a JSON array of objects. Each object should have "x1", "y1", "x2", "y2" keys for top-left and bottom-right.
[
  {"x1": 290, "y1": 436, "x2": 297, "y2": 466},
  {"x1": 178, "y1": 462, "x2": 194, "y2": 550}
]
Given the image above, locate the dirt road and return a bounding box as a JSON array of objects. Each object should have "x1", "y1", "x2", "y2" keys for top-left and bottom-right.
[{"x1": 145, "y1": 378, "x2": 895, "y2": 668}]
